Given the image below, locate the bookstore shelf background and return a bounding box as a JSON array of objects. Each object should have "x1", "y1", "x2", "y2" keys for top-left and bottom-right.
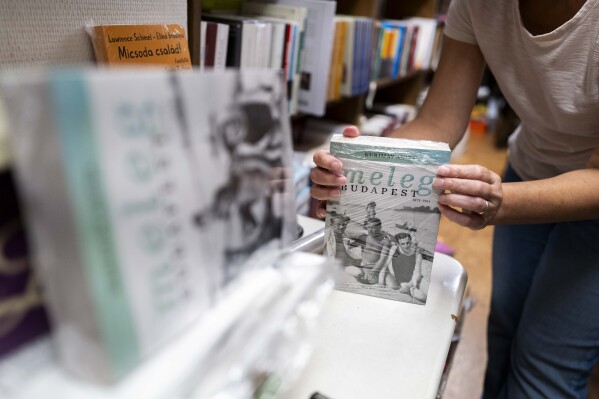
[{"x1": 5, "y1": 0, "x2": 587, "y2": 398}]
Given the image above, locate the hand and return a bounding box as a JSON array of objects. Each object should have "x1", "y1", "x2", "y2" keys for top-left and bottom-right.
[
  {"x1": 310, "y1": 126, "x2": 360, "y2": 218},
  {"x1": 433, "y1": 164, "x2": 503, "y2": 230},
  {"x1": 399, "y1": 284, "x2": 412, "y2": 294}
]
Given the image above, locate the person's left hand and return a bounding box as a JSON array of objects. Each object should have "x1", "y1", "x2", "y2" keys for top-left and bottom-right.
[{"x1": 433, "y1": 164, "x2": 503, "y2": 230}]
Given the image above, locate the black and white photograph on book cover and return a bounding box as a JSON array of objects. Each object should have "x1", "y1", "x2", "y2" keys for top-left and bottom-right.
[
  {"x1": 189, "y1": 71, "x2": 294, "y2": 284},
  {"x1": 326, "y1": 194, "x2": 438, "y2": 305}
]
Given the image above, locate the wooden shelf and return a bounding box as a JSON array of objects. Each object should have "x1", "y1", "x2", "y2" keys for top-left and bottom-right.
[{"x1": 373, "y1": 69, "x2": 424, "y2": 90}]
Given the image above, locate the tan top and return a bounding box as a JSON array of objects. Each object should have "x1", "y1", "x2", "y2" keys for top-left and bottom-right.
[{"x1": 445, "y1": 0, "x2": 599, "y2": 180}]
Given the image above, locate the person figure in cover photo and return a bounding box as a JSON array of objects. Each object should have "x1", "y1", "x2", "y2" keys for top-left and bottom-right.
[
  {"x1": 343, "y1": 217, "x2": 391, "y2": 285},
  {"x1": 310, "y1": 0, "x2": 599, "y2": 397},
  {"x1": 375, "y1": 232, "x2": 429, "y2": 302},
  {"x1": 363, "y1": 201, "x2": 377, "y2": 228},
  {"x1": 195, "y1": 74, "x2": 288, "y2": 281},
  {"x1": 325, "y1": 211, "x2": 361, "y2": 268}
]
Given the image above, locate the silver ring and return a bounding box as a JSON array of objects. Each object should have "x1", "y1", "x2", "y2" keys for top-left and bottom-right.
[{"x1": 480, "y1": 200, "x2": 489, "y2": 215}]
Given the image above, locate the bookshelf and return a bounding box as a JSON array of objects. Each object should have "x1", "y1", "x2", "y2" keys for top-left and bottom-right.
[
  {"x1": 193, "y1": 0, "x2": 442, "y2": 125},
  {"x1": 319, "y1": 0, "x2": 441, "y2": 126}
]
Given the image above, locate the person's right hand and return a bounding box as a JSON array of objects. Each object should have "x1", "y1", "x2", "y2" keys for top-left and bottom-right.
[{"x1": 310, "y1": 126, "x2": 360, "y2": 218}]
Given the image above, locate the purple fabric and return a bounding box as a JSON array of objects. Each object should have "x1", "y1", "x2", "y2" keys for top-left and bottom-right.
[{"x1": 0, "y1": 171, "x2": 50, "y2": 358}]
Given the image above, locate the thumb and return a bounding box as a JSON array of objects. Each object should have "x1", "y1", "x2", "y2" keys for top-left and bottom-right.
[{"x1": 343, "y1": 126, "x2": 360, "y2": 138}]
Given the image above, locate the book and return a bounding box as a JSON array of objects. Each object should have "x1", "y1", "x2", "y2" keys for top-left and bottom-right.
[
  {"x1": 324, "y1": 134, "x2": 451, "y2": 305},
  {"x1": 88, "y1": 24, "x2": 192, "y2": 70},
  {"x1": 240, "y1": 1, "x2": 308, "y2": 115},
  {"x1": 1, "y1": 68, "x2": 296, "y2": 383},
  {"x1": 200, "y1": 21, "x2": 229, "y2": 70},
  {"x1": 250, "y1": 0, "x2": 336, "y2": 116}
]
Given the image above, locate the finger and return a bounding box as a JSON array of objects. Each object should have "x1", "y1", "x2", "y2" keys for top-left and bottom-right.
[
  {"x1": 313, "y1": 150, "x2": 343, "y2": 172},
  {"x1": 438, "y1": 193, "x2": 489, "y2": 214},
  {"x1": 315, "y1": 201, "x2": 327, "y2": 218},
  {"x1": 310, "y1": 184, "x2": 341, "y2": 201},
  {"x1": 433, "y1": 177, "x2": 494, "y2": 199},
  {"x1": 437, "y1": 164, "x2": 498, "y2": 185},
  {"x1": 438, "y1": 203, "x2": 484, "y2": 231},
  {"x1": 310, "y1": 167, "x2": 347, "y2": 186},
  {"x1": 343, "y1": 125, "x2": 360, "y2": 138}
]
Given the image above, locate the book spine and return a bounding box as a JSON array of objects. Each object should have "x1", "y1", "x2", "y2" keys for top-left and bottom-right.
[
  {"x1": 91, "y1": 26, "x2": 110, "y2": 64},
  {"x1": 215, "y1": 24, "x2": 230, "y2": 69},
  {"x1": 200, "y1": 21, "x2": 207, "y2": 69},
  {"x1": 50, "y1": 74, "x2": 140, "y2": 377},
  {"x1": 205, "y1": 22, "x2": 218, "y2": 68},
  {"x1": 227, "y1": 22, "x2": 243, "y2": 67}
]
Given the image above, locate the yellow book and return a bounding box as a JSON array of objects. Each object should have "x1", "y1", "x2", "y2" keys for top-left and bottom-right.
[
  {"x1": 90, "y1": 24, "x2": 192, "y2": 70},
  {"x1": 334, "y1": 20, "x2": 348, "y2": 99}
]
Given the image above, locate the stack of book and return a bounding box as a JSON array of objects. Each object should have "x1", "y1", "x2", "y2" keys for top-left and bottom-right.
[{"x1": 201, "y1": 0, "x2": 336, "y2": 117}]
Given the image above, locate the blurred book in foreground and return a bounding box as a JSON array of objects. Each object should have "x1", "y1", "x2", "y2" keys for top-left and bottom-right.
[{"x1": 1, "y1": 68, "x2": 296, "y2": 383}]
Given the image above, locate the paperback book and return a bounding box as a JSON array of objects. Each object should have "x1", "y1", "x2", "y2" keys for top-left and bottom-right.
[
  {"x1": 324, "y1": 134, "x2": 451, "y2": 305},
  {"x1": 88, "y1": 24, "x2": 192, "y2": 70},
  {"x1": 1, "y1": 68, "x2": 296, "y2": 382}
]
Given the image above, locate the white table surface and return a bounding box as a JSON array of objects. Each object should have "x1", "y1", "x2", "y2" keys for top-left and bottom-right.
[
  {"x1": 0, "y1": 216, "x2": 466, "y2": 399},
  {"x1": 289, "y1": 216, "x2": 468, "y2": 399}
]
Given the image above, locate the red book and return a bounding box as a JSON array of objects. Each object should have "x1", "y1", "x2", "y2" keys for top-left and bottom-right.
[{"x1": 204, "y1": 22, "x2": 218, "y2": 67}]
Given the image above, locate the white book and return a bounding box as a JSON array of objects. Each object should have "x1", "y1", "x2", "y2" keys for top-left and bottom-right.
[
  {"x1": 253, "y1": 0, "x2": 337, "y2": 116},
  {"x1": 200, "y1": 21, "x2": 207, "y2": 69},
  {"x1": 1, "y1": 68, "x2": 296, "y2": 383},
  {"x1": 214, "y1": 23, "x2": 230, "y2": 70},
  {"x1": 254, "y1": 20, "x2": 273, "y2": 68},
  {"x1": 409, "y1": 17, "x2": 438, "y2": 71},
  {"x1": 242, "y1": 1, "x2": 308, "y2": 115},
  {"x1": 268, "y1": 21, "x2": 286, "y2": 70},
  {"x1": 324, "y1": 134, "x2": 451, "y2": 305}
]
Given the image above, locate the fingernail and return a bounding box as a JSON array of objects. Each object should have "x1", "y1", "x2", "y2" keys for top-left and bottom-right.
[
  {"x1": 331, "y1": 189, "x2": 341, "y2": 198},
  {"x1": 317, "y1": 209, "x2": 326, "y2": 218},
  {"x1": 433, "y1": 178, "x2": 444, "y2": 188},
  {"x1": 331, "y1": 161, "x2": 342, "y2": 171},
  {"x1": 438, "y1": 165, "x2": 450, "y2": 175},
  {"x1": 336, "y1": 176, "x2": 347, "y2": 185}
]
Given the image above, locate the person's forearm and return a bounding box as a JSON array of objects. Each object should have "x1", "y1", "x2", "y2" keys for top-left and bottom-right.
[
  {"x1": 387, "y1": 37, "x2": 485, "y2": 148},
  {"x1": 388, "y1": 117, "x2": 463, "y2": 148},
  {"x1": 495, "y1": 168, "x2": 599, "y2": 224}
]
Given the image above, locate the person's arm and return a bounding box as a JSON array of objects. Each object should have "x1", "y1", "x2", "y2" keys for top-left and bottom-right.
[
  {"x1": 310, "y1": 37, "x2": 486, "y2": 217},
  {"x1": 372, "y1": 241, "x2": 396, "y2": 274},
  {"x1": 399, "y1": 252, "x2": 423, "y2": 293},
  {"x1": 388, "y1": 37, "x2": 486, "y2": 147},
  {"x1": 433, "y1": 145, "x2": 599, "y2": 229}
]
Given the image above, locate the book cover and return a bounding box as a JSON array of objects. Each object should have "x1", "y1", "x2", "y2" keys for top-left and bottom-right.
[
  {"x1": 1, "y1": 68, "x2": 295, "y2": 382},
  {"x1": 324, "y1": 134, "x2": 451, "y2": 305},
  {"x1": 89, "y1": 24, "x2": 192, "y2": 70}
]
